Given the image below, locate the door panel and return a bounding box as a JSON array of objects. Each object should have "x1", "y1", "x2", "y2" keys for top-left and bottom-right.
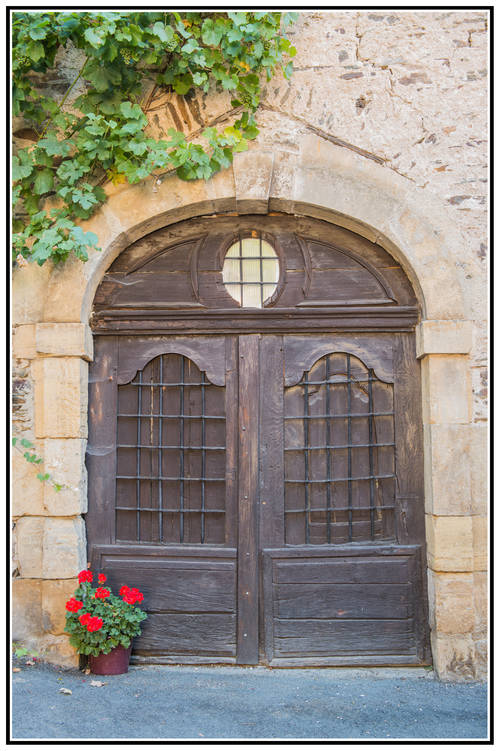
[
  {"x1": 262, "y1": 546, "x2": 428, "y2": 666},
  {"x1": 90, "y1": 545, "x2": 237, "y2": 663},
  {"x1": 258, "y1": 333, "x2": 429, "y2": 666},
  {"x1": 87, "y1": 335, "x2": 240, "y2": 665}
]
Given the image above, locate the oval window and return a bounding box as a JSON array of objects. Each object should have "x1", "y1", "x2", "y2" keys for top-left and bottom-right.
[{"x1": 222, "y1": 236, "x2": 279, "y2": 307}]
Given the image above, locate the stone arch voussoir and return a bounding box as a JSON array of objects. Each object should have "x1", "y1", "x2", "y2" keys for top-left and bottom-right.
[{"x1": 39, "y1": 135, "x2": 467, "y2": 326}]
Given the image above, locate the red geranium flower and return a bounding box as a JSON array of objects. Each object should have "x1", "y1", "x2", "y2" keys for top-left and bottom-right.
[
  {"x1": 65, "y1": 597, "x2": 83, "y2": 612},
  {"x1": 78, "y1": 570, "x2": 93, "y2": 584},
  {"x1": 79, "y1": 613, "x2": 91, "y2": 626},
  {"x1": 119, "y1": 585, "x2": 129, "y2": 597},
  {"x1": 122, "y1": 587, "x2": 144, "y2": 605},
  {"x1": 97, "y1": 574, "x2": 107, "y2": 584},
  {"x1": 94, "y1": 587, "x2": 111, "y2": 599},
  {"x1": 130, "y1": 588, "x2": 144, "y2": 603},
  {"x1": 86, "y1": 616, "x2": 103, "y2": 632}
]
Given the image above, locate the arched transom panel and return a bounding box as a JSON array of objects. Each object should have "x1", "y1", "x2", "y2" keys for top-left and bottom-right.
[{"x1": 91, "y1": 214, "x2": 418, "y2": 335}]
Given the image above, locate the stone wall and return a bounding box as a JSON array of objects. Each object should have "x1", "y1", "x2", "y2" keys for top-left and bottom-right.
[{"x1": 12, "y1": 10, "x2": 488, "y2": 678}]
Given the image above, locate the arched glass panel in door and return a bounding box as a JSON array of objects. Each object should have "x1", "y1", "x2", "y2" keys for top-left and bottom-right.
[
  {"x1": 284, "y1": 352, "x2": 395, "y2": 545},
  {"x1": 116, "y1": 353, "x2": 226, "y2": 545}
]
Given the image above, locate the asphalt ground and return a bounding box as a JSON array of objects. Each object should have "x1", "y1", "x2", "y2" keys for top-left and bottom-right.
[{"x1": 10, "y1": 661, "x2": 488, "y2": 741}]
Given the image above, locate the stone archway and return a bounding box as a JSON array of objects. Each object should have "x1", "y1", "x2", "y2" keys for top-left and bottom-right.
[{"x1": 13, "y1": 135, "x2": 482, "y2": 679}]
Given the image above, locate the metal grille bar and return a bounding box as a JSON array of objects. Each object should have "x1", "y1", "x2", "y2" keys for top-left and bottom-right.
[
  {"x1": 116, "y1": 353, "x2": 226, "y2": 545},
  {"x1": 136, "y1": 369, "x2": 142, "y2": 541},
  {"x1": 284, "y1": 473, "x2": 395, "y2": 484},
  {"x1": 347, "y1": 354, "x2": 353, "y2": 539},
  {"x1": 117, "y1": 414, "x2": 224, "y2": 419},
  {"x1": 285, "y1": 442, "x2": 395, "y2": 450},
  {"x1": 285, "y1": 412, "x2": 393, "y2": 419},
  {"x1": 284, "y1": 352, "x2": 396, "y2": 545},
  {"x1": 118, "y1": 444, "x2": 226, "y2": 450}
]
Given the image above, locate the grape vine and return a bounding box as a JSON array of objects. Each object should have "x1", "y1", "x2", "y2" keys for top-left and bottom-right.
[{"x1": 12, "y1": 11, "x2": 297, "y2": 266}]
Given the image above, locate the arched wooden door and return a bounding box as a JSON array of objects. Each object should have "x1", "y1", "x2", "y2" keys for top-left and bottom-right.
[{"x1": 87, "y1": 214, "x2": 431, "y2": 666}]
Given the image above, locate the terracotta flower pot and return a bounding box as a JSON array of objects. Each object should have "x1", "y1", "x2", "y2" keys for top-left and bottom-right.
[{"x1": 89, "y1": 644, "x2": 132, "y2": 675}]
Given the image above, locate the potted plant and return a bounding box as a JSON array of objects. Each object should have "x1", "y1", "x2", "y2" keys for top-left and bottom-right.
[{"x1": 64, "y1": 569, "x2": 147, "y2": 675}]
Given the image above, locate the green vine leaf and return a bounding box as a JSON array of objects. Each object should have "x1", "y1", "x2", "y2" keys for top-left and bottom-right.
[{"x1": 12, "y1": 11, "x2": 297, "y2": 267}]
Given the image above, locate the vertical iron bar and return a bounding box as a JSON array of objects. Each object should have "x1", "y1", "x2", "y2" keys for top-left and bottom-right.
[
  {"x1": 179, "y1": 357, "x2": 185, "y2": 543},
  {"x1": 158, "y1": 356, "x2": 163, "y2": 542},
  {"x1": 304, "y1": 372, "x2": 310, "y2": 544},
  {"x1": 325, "y1": 355, "x2": 332, "y2": 544},
  {"x1": 239, "y1": 235, "x2": 243, "y2": 307},
  {"x1": 368, "y1": 369, "x2": 375, "y2": 539},
  {"x1": 201, "y1": 371, "x2": 206, "y2": 544},
  {"x1": 136, "y1": 371, "x2": 142, "y2": 541},
  {"x1": 259, "y1": 233, "x2": 263, "y2": 306},
  {"x1": 347, "y1": 354, "x2": 353, "y2": 542},
  {"x1": 149, "y1": 373, "x2": 154, "y2": 541}
]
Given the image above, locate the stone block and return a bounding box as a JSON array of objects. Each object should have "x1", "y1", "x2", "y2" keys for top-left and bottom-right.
[
  {"x1": 42, "y1": 439, "x2": 88, "y2": 516},
  {"x1": 423, "y1": 424, "x2": 471, "y2": 515},
  {"x1": 469, "y1": 425, "x2": 488, "y2": 514},
  {"x1": 12, "y1": 579, "x2": 42, "y2": 642},
  {"x1": 39, "y1": 634, "x2": 79, "y2": 668},
  {"x1": 233, "y1": 150, "x2": 274, "y2": 213},
  {"x1": 416, "y1": 320, "x2": 472, "y2": 357},
  {"x1": 12, "y1": 261, "x2": 51, "y2": 325},
  {"x1": 426, "y1": 515, "x2": 474, "y2": 572},
  {"x1": 15, "y1": 517, "x2": 44, "y2": 578},
  {"x1": 472, "y1": 516, "x2": 487, "y2": 571},
  {"x1": 42, "y1": 257, "x2": 96, "y2": 325},
  {"x1": 36, "y1": 323, "x2": 93, "y2": 361},
  {"x1": 103, "y1": 175, "x2": 214, "y2": 243},
  {"x1": 42, "y1": 517, "x2": 87, "y2": 579},
  {"x1": 427, "y1": 571, "x2": 474, "y2": 634},
  {"x1": 421, "y1": 355, "x2": 471, "y2": 425},
  {"x1": 431, "y1": 632, "x2": 476, "y2": 682},
  {"x1": 42, "y1": 579, "x2": 79, "y2": 636},
  {"x1": 474, "y1": 640, "x2": 488, "y2": 682},
  {"x1": 473, "y1": 571, "x2": 488, "y2": 637},
  {"x1": 34, "y1": 357, "x2": 88, "y2": 439},
  {"x1": 13, "y1": 324, "x2": 37, "y2": 359},
  {"x1": 204, "y1": 163, "x2": 237, "y2": 213},
  {"x1": 12, "y1": 449, "x2": 45, "y2": 517},
  {"x1": 471, "y1": 365, "x2": 488, "y2": 423}
]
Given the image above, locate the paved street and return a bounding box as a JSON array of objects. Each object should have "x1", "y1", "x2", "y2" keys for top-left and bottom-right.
[{"x1": 11, "y1": 662, "x2": 488, "y2": 741}]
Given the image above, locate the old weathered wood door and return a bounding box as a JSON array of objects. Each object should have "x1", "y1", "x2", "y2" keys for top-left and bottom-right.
[{"x1": 87, "y1": 214, "x2": 431, "y2": 666}]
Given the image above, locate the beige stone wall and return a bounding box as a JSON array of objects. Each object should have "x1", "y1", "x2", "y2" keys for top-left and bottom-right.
[{"x1": 12, "y1": 10, "x2": 488, "y2": 678}]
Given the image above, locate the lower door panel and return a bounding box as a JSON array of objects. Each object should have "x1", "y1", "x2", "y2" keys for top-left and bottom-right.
[
  {"x1": 262, "y1": 545, "x2": 430, "y2": 666},
  {"x1": 90, "y1": 545, "x2": 237, "y2": 664}
]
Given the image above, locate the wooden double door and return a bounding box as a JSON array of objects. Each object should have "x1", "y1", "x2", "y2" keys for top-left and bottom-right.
[{"x1": 87, "y1": 330, "x2": 430, "y2": 667}]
